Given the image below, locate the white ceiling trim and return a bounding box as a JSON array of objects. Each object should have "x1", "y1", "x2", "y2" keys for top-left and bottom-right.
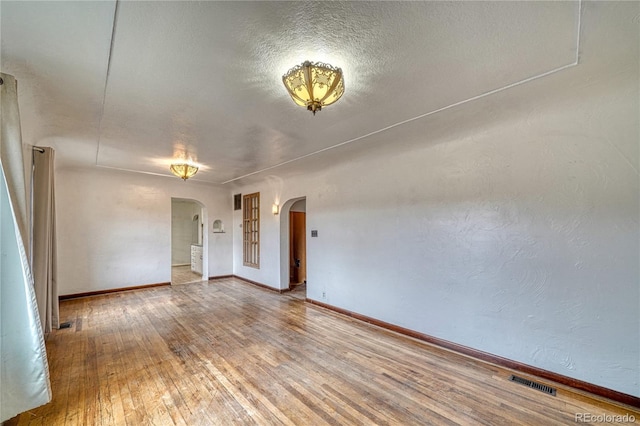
[
  {"x1": 94, "y1": 0, "x2": 120, "y2": 167},
  {"x1": 94, "y1": 163, "x2": 216, "y2": 185}
]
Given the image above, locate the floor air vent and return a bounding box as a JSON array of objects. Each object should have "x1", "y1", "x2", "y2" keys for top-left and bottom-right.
[{"x1": 509, "y1": 375, "x2": 556, "y2": 396}]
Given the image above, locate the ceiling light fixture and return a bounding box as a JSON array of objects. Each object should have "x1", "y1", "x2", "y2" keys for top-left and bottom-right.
[
  {"x1": 282, "y1": 61, "x2": 344, "y2": 115},
  {"x1": 170, "y1": 163, "x2": 198, "y2": 180}
]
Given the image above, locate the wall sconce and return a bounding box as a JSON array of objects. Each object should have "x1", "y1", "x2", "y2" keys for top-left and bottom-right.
[{"x1": 272, "y1": 204, "x2": 279, "y2": 215}]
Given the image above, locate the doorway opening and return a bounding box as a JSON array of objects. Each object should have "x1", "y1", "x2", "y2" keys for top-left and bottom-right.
[
  {"x1": 171, "y1": 198, "x2": 207, "y2": 285},
  {"x1": 280, "y1": 197, "x2": 306, "y2": 299}
]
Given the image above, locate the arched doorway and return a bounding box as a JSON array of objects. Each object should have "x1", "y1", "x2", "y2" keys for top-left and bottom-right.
[
  {"x1": 171, "y1": 197, "x2": 208, "y2": 285},
  {"x1": 279, "y1": 197, "x2": 306, "y2": 298}
]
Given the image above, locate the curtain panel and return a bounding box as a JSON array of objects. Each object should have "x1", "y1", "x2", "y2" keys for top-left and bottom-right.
[
  {"x1": 0, "y1": 73, "x2": 52, "y2": 421},
  {"x1": 32, "y1": 147, "x2": 59, "y2": 333}
]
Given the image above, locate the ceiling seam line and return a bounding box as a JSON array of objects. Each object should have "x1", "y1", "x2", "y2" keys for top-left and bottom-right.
[
  {"x1": 95, "y1": 164, "x2": 222, "y2": 186},
  {"x1": 223, "y1": 1, "x2": 584, "y2": 185},
  {"x1": 94, "y1": 0, "x2": 120, "y2": 167},
  {"x1": 575, "y1": 0, "x2": 583, "y2": 65},
  {"x1": 222, "y1": 64, "x2": 577, "y2": 185}
]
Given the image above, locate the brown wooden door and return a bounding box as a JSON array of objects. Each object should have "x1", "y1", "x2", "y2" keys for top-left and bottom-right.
[{"x1": 289, "y1": 211, "x2": 306, "y2": 284}]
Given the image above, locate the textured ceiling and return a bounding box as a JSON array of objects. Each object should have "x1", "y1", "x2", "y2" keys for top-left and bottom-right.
[{"x1": 1, "y1": 1, "x2": 581, "y2": 184}]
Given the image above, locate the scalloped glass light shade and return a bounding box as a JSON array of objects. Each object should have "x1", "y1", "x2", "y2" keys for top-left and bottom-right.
[
  {"x1": 282, "y1": 61, "x2": 344, "y2": 115},
  {"x1": 170, "y1": 163, "x2": 198, "y2": 180}
]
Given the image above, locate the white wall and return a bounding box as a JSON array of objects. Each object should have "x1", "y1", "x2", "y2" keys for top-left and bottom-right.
[
  {"x1": 231, "y1": 63, "x2": 639, "y2": 396},
  {"x1": 56, "y1": 168, "x2": 232, "y2": 294}
]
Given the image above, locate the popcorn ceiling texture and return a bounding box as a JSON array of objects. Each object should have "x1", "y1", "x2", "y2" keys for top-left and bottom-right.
[{"x1": 2, "y1": 1, "x2": 578, "y2": 182}]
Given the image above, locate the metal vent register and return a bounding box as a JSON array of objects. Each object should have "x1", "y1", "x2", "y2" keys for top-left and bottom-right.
[{"x1": 509, "y1": 375, "x2": 557, "y2": 396}]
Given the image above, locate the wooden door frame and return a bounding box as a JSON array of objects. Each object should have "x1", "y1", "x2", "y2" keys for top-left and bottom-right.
[
  {"x1": 278, "y1": 196, "x2": 306, "y2": 290},
  {"x1": 289, "y1": 211, "x2": 306, "y2": 285}
]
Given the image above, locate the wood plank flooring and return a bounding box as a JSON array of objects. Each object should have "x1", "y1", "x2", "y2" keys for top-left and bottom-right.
[
  {"x1": 171, "y1": 265, "x2": 204, "y2": 286},
  {"x1": 6, "y1": 277, "x2": 639, "y2": 425}
]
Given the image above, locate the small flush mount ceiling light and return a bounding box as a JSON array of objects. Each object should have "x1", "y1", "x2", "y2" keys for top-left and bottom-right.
[
  {"x1": 282, "y1": 61, "x2": 344, "y2": 115},
  {"x1": 170, "y1": 163, "x2": 198, "y2": 181}
]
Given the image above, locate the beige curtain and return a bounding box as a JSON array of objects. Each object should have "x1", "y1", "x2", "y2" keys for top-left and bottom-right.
[
  {"x1": 32, "y1": 147, "x2": 58, "y2": 333},
  {"x1": 0, "y1": 73, "x2": 52, "y2": 421},
  {"x1": 0, "y1": 75, "x2": 29, "y2": 246}
]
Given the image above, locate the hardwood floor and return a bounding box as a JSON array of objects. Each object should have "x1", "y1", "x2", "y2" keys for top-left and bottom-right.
[
  {"x1": 288, "y1": 282, "x2": 306, "y2": 301},
  {"x1": 7, "y1": 277, "x2": 639, "y2": 425},
  {"x1": 171, "y1": 265, "x2": 204, "y2": 285}
]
